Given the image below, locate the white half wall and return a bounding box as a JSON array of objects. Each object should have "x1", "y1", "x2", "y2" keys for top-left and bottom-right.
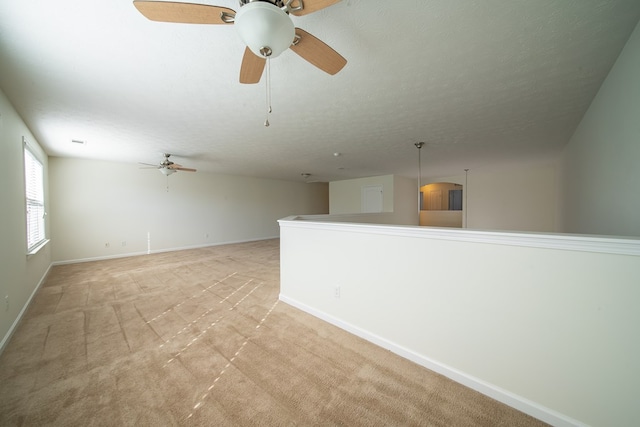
[
  {"x1": 49, "y1": 157, "x2": 328, "y2": 262},
  {"x1": 561, "y1": 21, "x2": 640, "y2": 237},
  {"x1": 279, "y1": 217, "x2": 640, "y2": 427},
  {"x1": 420, "y1": 210, "x2": 463, "y2": 228}
]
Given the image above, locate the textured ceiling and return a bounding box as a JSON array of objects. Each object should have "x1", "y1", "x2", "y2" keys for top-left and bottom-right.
[{"x1": 1, "y1": 0, "x2": 639, "y2": 182}]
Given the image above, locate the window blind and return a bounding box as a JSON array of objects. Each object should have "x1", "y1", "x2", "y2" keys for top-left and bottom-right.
[{"x1": 24, "y1": 143, "x2": 46, "y2": 252}]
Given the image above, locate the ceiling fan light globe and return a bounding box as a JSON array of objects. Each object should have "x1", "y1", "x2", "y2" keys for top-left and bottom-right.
[
  {"x1": 159, "y1": 168, "x2": 176, "y2": 176},
  {"x1": 235, "y1": 2, "x2": 295, "y2": 58}
]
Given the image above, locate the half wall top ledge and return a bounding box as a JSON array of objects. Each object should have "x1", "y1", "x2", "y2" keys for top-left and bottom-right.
[{"x1": 279, "y1": 215, "x2": 640, "y2": 257}]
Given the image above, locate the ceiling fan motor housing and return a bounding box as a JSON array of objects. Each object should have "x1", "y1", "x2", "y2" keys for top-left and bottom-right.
[
  {"x1": 238, "y1": 0, "x2": 289, "y2": 6},
  {"x1": 235, "y1": 1, "x2": 295, "y2": 58}
]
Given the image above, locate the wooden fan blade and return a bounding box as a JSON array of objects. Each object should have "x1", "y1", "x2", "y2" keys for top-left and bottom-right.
[
  {"x1": 289, "y1": 0, "x2": 341, "y2": 16},
  {"x1": 174, "y1": 167, "x2": 197, "y2": 172},
  {"x1": 239, "y1": 47, "x2": 266, "y2": 84},
  {"x1": 133, "y1": 1, "x2": 235, "y2": 25},
  {"x1": 167, "y1": 163, "x2": 183, "y2": 169},
  {"x1": 290, "y1": 28, "x2": 347, "y2": 75}
]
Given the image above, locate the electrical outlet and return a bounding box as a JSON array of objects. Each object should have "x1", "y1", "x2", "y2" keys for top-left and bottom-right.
[
  {"x1": 105, "y1": 242, "x2": 110, "y2": 248},
  {"x1": 334, "y1": 286, "x2": 341, "y2": 299},
  {"x1": 121, "y1": 241, "x2": 127, "y2": 247}
]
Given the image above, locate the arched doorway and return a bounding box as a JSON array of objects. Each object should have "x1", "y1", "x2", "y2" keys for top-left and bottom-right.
[{"x1": 419, "y1": 182, "x2": 464, "y2": 227}]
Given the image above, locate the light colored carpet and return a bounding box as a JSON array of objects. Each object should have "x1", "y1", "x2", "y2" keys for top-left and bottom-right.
[{"x1": 0, "y1": 239, "x2": 548, "y2": 426}]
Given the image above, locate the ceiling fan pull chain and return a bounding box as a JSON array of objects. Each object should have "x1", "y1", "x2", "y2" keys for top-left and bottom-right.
[{"x1": 264, "y1": 57, "x2": 272, "y2": 127}]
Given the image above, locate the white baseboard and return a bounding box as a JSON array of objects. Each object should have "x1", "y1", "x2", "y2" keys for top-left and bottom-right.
[
  {"x1": 0, "y1": 263, "x2": 53, "y2": 355},
  {"x1": 2, "y1": 237, "x2": 277, "y2": 353},
  {"x1": 279, "y1": 294, "x2": 585, "y2": 427},
  {"x1": 52, "y1": 236, "x2": 279, "y2": 265}
]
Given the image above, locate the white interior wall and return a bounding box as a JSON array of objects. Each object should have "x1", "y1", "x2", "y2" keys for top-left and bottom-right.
[
  {"x1": 329, "y1": 174, "x2": 418, "y2": 225},
  {"x1": 49, "y1": 157, "x2": 328, "y2": 262},
  {"x1": 329, "y1": 164, "x2": 559, "y2": 232},
  {"x1": 561, "y1": 21, "x2": 640, "y2": 237},
  {"x1": 434, "y1": 159, "x2": 559, "y2": 233},
  {"x1": 279, "y1": 218, "x2": 640, "y2": 427},
  {"x1": 392, "y1": 174, "x2": 419, "y2": 225},
  {"x1": 0, "y1": 89, "x2": 51, "y2": 351},
  {"x1": 328, "y1": 162, "x2": 560, "y2": 232},
  {"x1": 329, "y1": 175, "x2": 394, "y2": 214}
]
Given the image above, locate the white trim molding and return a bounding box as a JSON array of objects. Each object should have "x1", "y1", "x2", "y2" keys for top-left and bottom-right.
[
  {"x1": 279, "y1": 215, "x2": 640, "y2": 257},
  {"x1": 51, "y1": 236, "x2": 279, "y2": 265},
  {"x1": 280, "y1": 295, "x2": 586, "y2": 427},
  {"x1": 0, "y1": 263, "x2": 52, "y2": 355}
]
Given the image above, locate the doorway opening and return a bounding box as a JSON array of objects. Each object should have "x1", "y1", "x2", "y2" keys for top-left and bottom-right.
[{"x1": 419, "y1": 182, "x2": 463, "y2": 227}]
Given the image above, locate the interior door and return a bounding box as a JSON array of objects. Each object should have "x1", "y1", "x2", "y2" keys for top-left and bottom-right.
[{"x1": 362, "y1": 185, "x2": 383, "y2": 213}]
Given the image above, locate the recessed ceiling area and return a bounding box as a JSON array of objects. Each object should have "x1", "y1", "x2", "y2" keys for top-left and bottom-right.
[{"x1": 1, "y1": 0, "x2": 639, "y2": 182}]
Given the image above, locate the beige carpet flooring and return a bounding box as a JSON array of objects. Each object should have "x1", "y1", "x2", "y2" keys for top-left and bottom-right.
[{"x1": 0, "y1": 239, "x2": 548, "y2": 426}]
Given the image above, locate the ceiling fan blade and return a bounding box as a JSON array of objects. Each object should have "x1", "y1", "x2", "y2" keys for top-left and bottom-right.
[
  {"x1": 289, "y1": 0, "x2": 341, "y2": 16},
  {"x1": 139, "y1": 162, "x2": 159, "y2": 167},
  {"x1": 239, "y1": 47, "x2": 266, "y2": 84},
  {"x1": 173, "y1": 167, "x2": 197, "y2": 172},
  {"x1": 290, "y1": 28, "x2": 347, "y2": 75},
  {"x1": 133, "y1": 1, "x2": 235, "y2": 25},
  {"x1": 167, "y1": 163, "x2": 183, "y2": 169}
]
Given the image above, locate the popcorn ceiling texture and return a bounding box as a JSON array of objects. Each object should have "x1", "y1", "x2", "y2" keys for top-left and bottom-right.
[{"x1": 0, "y1": 0, "x2": 639, "y2": 181}]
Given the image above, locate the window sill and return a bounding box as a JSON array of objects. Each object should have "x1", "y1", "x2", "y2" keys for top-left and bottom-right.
[{"x1": 27, "y1": 239, "x2": 50, "y2": 256}]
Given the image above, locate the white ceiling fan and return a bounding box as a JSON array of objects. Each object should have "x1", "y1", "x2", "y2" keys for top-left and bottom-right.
[
  {"x1": 132, "y1": 0, "x2": 347, "y2": 84},
  {"x1": 139, "y1": 153, "x2": 197, "y2": 175}
]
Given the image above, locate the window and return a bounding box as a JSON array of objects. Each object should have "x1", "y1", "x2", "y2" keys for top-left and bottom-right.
[{"x1": 24, "y1": 138, "x2": 46, "y2": 253}]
